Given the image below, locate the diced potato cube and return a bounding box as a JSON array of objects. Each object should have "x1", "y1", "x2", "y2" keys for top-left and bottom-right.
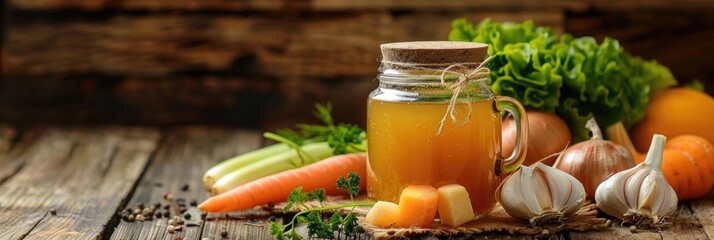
[
  {"x1": 366, "y1": 201, "x2": 399, "y2": 227},
  {"x1": 437, "y1": 184, "x2": 475, "y2": 227}
]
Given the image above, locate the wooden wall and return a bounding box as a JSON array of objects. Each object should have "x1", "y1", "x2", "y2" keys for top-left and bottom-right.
[{"x1": 1, "y1": 0, "x2": 712, "y2": 130}]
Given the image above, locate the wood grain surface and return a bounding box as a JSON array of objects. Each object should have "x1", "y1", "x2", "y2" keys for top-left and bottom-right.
[
  {"x1": 0, "y1": 125, "x2": 713, "y2": 239},
  {"x1": 0, "y1": 126, "x2": 159, "y2": 240},
  {"x1": 108, "y1": 127, "x2": 276, "y2": 239}
]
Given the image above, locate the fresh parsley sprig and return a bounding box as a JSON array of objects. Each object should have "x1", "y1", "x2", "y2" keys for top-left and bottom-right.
[
  {"x1": 270, "y1": 172, "x2": 374, "y2": 240},
  {"x1": 266, "y1": 103, "x2": 367, "y2": 159}
]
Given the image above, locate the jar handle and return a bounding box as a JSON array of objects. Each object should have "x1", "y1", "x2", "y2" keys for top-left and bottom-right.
[{"x1": 496, "y1": 96, "x2": 529, "y2": 174}]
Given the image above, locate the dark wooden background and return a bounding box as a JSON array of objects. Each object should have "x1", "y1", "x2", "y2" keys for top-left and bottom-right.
[{"x1": 1, "y1": 0, "x2": 713, "y2": 130}]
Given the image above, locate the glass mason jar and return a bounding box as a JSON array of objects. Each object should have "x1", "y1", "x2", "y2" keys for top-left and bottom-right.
[{"x1": 366, "y1": 41, "x2": 529, "y2": 217}]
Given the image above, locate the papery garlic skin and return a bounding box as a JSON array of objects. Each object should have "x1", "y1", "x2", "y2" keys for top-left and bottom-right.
[
  {"x1": 496, "y1": 162, "x2": 586, "y2": 225},
  {"x1": 594, "y1": 134, "x2": 677, "y2": 228}
]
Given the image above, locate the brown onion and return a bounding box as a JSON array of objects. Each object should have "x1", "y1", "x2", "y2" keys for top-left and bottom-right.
[
  {"x1": 502, "y1": 111, "x2": 571, "y2": 166},
  {"x1": 553, "y1": 118, "x2": 635, "y2": 200}
]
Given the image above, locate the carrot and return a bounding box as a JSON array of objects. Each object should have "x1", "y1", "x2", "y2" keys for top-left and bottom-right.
[{"x1": 198, "y1": 153, "x2": 367, "y2": 212}]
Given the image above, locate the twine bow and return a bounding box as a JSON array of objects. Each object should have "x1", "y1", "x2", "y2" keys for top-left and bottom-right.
[{"x1": 436, "y1": 55, "x2": 494, "y2": 135}]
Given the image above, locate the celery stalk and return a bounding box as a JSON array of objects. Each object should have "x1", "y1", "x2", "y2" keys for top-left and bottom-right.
[
  {"x1": 202, "y1": 143, "x2": 291, "y2": 190},
  {"x1": 209, "y1": 142, "x2": 334, "y2": 195}
]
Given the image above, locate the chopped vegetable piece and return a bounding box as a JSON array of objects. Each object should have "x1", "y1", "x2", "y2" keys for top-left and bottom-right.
[
  {"x1": 395, "y1": 185, "x2": 438, "y2": 228},
  {"x1": 437, "y1": 184, "x2": 476, "y2": 227},
  {"x1": 366, "y1": 201, "x2": 399, "y2": 228}
]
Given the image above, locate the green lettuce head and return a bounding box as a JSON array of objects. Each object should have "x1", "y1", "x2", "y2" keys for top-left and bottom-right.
[{"x1": 450, "y1": 18, "x2": 676, "y2": 142}]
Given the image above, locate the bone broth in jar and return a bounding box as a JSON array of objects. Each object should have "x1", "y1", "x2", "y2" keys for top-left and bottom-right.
[{"x1": 366, "y1": 41, "x2": 529, "y2": 217}]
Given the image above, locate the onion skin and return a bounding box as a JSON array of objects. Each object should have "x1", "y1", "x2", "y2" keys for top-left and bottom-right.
[{"x1": 503, "y1": 111, "x2": 571, "y2": 166}]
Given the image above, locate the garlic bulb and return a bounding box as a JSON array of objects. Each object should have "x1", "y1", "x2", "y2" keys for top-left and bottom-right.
[
  {"x1": 554, "y1": 118, "x2": 635, "y2": 200},
  {"x1": 496, "y1": 162, "x2": 586, "y2": 225},
  {"x1": 595, "y1": 134, "x2": 677, "y2": 228}
]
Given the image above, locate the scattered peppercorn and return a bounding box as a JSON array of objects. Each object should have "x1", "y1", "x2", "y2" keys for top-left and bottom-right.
[
  {"x1": 163, "y1": 211, "x2": 171, "y2": 218},
  {"x1": 154, "y1": 182, "x2": 163, "y2": 187},
  {"x1": 154, "y1": 202, "x2": 162, "y2": 209},
  {"x1": 155, "y1": 212, "x2": 162, "y2": 218},
  {"x1": 164, "y1": 192, "x2": 173, "y2": 201},
  {"x1": 179, "y1": 208, "x2": 187, "y2": 214},
  {"x1": 200, "y1": 212, "x2": 207, "y2": 220},
  {"x1": 181, "y1": 184, "x2": 189, "y2": 191},
  {"x1": 122, "y1": 215, "x2": 130, "y2": 221},
  {"x1": 186, "y1": 223, "x2": 200, "y2": 227},
  {"x1": 184, "y1": 213, "x2": 191, "y2": 220},
  {"x1": 190, "y1": 200, "x2": 197, "y2": 207},
  {"x1": 163, "y1": 204, "x2": 170, "y2": 210},
  {"x1": 138, "y1": 203, "x2": 145, "y2": 209},
  {"x1": 220, "y1": 230, "x2": 228, "y2": 238}
]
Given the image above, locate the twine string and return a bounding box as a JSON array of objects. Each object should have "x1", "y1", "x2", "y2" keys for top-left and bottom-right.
[{"x1": 437, "y1": 56, "x2": 493, "y2": 134}]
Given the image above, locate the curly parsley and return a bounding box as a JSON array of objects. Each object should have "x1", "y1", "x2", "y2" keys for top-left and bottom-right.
[{"x1": 270, "y1": 172, "x2": 373, "y2": 240}]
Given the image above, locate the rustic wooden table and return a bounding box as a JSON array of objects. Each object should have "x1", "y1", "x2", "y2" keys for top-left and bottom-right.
[{"x1": 0, "y1": 125, "x2": 712, "y2": 240}]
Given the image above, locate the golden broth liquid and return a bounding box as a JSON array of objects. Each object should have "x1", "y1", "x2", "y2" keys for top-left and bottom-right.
[{"x1": 367, "y1": 98, "x2": 500, "y2": 215}]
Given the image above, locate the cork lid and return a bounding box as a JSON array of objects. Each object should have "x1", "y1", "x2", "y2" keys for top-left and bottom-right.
[{"x1": 380, "y1": 41, "x2": 488, "y2": 64}]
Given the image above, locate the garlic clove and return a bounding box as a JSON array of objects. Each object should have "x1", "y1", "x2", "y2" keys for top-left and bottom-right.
[{"x1": 638, "y1": 170, "x2": 677, "y2": 217}]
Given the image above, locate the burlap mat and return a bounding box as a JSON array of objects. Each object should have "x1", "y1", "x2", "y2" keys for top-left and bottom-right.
[
  {"x1": 359, "y1": 203, "x2": 610, "y2": 239},
  {"x1": 276, "y1": 195, "x2": 611, "y2": 239}
]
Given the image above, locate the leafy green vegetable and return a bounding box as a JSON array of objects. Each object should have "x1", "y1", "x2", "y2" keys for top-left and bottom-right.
[
  {"x1": 269, "y1": 103, "x2": 367, "y2": 155},
  {"x1": 449, "y1": 18, "x2": 677, "y2": 142},
  {"x1": 270, "y1": 171, "x2": 373, "y2": 240}
]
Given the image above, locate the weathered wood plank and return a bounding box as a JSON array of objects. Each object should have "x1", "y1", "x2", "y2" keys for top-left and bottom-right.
[
  {"x1": 109, "y1": 127, "x2": 266, "y2": 239},
  {"x1": 9, "y1": 0, "x2": 282, "y2": 11},
  {"x1": 312, "y1": 0, "x2": 587, "y2": 12},
  {"x1": 0, "y1": 126, "x2": 159, "y2": 240},
  {"x1": 1, "y1": 12, "x2": 561, "y2": 127},
  {"x1": 568, "y1": 219, "x2": 660, "y2": 240},
  {"x1": 0, "y1": 124, "x2": 17, "y2": 153},
  {"x1": 8, "y1": 0, "x2": 584, "y2": 11},
  {"x1": 0, "y1": 124, "x2": 19, "y2": 185},
  {"x1": 690, "y1": 192, "x2": 714, "y2": 239},
  {"x1": 660, "y1": 204, "x2": 707, "y2": 240},
  {"x1": 3, "y1": 11, "x2": 563, "y2": 77},
  {"x1": 590, "y1": 0, "x2": 714, "y2": 10},
  {"x1": 0, "y1": 76, "x2": 274, "y2": 127}
]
